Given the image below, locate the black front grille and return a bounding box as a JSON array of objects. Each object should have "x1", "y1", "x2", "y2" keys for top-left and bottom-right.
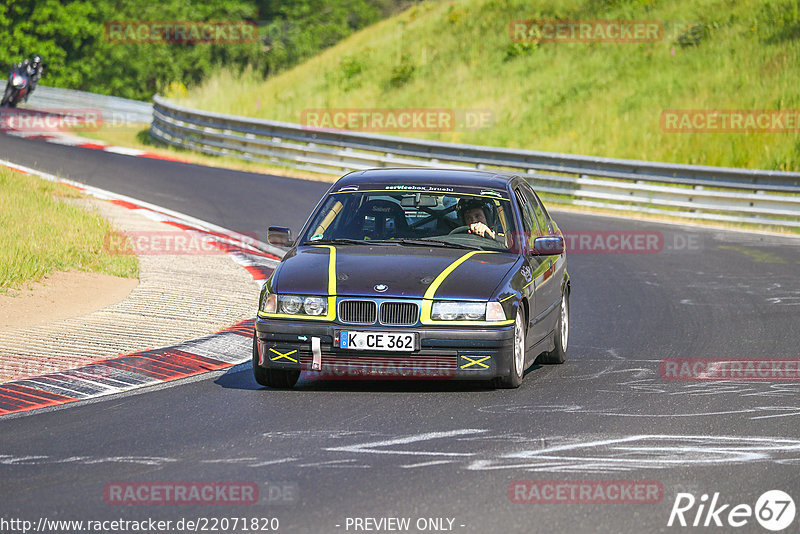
[
  {"x1": 339, "y1": 300, "x2": 377, "y2": 324},
  {"x1": 380, "y1": 302, "x2": 419, "y2": 326}
]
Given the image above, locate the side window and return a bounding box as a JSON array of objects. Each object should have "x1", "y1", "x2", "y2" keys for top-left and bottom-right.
[
  {"x1": 514, "y1": 187, "x2": 539, "y2": 249},
  {"x1": 539, "y1": 196, "x2": 555, "y2": 232},
  {"x1": 521, "y1": 182, "x2": 551, "y2": 234}
]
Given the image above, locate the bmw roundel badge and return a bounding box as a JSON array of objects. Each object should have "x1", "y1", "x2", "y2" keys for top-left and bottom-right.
[{"x1": 374, "y1": 283, "x2": 388, "y2": 292}]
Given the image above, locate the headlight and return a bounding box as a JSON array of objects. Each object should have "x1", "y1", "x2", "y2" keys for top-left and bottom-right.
[
  {"x1": 12, "y1": 75, "x2": 24, "y2": 88},
  {"x1": 280, "y1": 295, "x2": 303, "y2": 314},
  {"x1": 431, "y1": 301, "x2": 487, "y2": 321},
  {"x1": 266, "y1": 294, "x2": 328, "y2": 316},
  {"x1": 303, "y1": 296, "x2": 327, "y2": 316}
]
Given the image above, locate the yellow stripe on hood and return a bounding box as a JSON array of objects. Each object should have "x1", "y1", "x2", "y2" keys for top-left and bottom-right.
[{"x1": 420, "y1": 250, "x2": 513, "y2": 325}]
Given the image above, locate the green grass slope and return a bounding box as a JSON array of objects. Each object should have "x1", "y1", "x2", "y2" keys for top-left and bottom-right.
[
  {"x1": 179, "y1": 0, "x2": 800, "y2": 171},
  {"x1": 0, "y1": 168, "x2": 138, "y2": 292}
]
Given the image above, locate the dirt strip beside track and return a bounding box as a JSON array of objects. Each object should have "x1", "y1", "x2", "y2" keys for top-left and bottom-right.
[{"x1": 0, "y1": 196, "x2": 259, "y2": 383}]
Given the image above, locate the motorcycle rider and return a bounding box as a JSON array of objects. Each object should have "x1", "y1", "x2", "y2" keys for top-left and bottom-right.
[
  {"x1": 2, "y1": 55, "x2": 44, "y2": 107},
  {"x1": 22, "y1": 54, "x2": 44, "y2": 101}
]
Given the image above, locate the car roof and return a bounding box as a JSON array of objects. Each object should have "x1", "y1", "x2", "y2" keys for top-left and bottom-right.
[{"x1": 336, "y1": 168, "x2": 517, "y2": 189}]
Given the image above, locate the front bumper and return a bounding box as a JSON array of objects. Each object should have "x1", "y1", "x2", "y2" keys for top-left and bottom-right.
[{"x1": 254, "y1": 317, "x2": 515, "y2": 380}]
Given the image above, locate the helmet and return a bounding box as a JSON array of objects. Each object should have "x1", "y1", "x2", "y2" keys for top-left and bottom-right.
[
  {"x1": 31, "y1": 55, "x2": 42, "y2": 68},
  {"x1": 456, "y1": 197, "x2": 494, "y2": 225}
]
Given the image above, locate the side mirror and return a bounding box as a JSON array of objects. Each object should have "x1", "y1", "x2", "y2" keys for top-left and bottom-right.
[
  {"x1": 531, "y1": 236, "x2": 564, "y2": 255},
  {"x1": 268, "y1": 226, "x2": 293, "y2": 247}
]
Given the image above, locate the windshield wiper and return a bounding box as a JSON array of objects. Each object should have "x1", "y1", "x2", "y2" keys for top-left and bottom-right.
[
  {"x1": 303, "y1": 238, "x2": 482, "y2": 250},
  {"x1": 302, "y1": 238, "x2": 374, "y2": 246},
  {"x1": 393, "y1": 238, "x2": 482, "y2": 250}
]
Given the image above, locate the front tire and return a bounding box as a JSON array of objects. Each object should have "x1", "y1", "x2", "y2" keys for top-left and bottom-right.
[
  {"x1": 538, "y1": 291, "x2": 569, "y2": 364},
  {"x1": 252, "y1": 335, "x2": 300, "y2": 388},
  {"x1": 497, "y1": 307, "x2": 526, "y2": 388}
]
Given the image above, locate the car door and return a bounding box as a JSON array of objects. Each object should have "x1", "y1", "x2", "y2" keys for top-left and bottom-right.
[
  {"x1": 512, "y1": 182, "x2": 549, "y2": 347},
  {"x1": 520, "y1": 182, "x2": 563, "y2": 339}
]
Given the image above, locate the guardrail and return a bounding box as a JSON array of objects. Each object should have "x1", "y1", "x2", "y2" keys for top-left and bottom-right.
[
  {"x1": 151, "y1": 95, "x2": 800, "y2": 228},
  {"x1": 31, "y1": 85, "x2": 153, "y2": 124}
]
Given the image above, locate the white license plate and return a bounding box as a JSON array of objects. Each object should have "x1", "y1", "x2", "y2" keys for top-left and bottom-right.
[{"x1": 339, "y1": 331, "x2": 415, "y2": 352}]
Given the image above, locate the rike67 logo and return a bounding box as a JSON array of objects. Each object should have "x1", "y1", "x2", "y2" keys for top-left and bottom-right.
[{"x1": 668, "y1": 490, "x2": 796, "y2": 531}]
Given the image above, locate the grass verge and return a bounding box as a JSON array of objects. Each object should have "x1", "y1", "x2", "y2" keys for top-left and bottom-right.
[
  {"x1": 179, "y1": 0, "x2": 800, "y2": 171},
  {"x1": 0, "y1": 166, "x2": 139, "y2": 293}
]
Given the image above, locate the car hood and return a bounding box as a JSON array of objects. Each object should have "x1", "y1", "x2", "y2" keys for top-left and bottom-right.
[{"x1": 272, "y1": 245, "x2": 519, "y2": 300}]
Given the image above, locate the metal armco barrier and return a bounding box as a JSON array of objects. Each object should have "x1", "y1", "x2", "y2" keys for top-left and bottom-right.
[
  {"x1": 151, "y1": 95, "x2": 800, "y2": 228},
  {"x1": 33, "y1": 85, "x2": 153, "y2": 124}
]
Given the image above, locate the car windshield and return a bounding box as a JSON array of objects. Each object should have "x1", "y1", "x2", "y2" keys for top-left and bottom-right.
[{"x1": 299, "y1": 188, "x2": 519, "y2": 252}]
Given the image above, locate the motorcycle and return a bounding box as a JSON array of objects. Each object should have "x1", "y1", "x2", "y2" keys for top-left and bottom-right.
[{"x1": 1, "y1": 66, "x2": 31, "y2": 108}]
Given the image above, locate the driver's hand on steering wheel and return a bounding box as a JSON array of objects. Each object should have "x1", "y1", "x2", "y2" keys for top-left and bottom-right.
[{"x1": 469, "y1": 222, "x2": 496, "y2": 239}]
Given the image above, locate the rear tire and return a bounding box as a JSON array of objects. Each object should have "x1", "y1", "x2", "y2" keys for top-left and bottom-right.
[
  {"x1": 497, "y1": 307, "x2": 526, "y2": 388},
  {"x1": 252, "y1": 335, "x2": 300, "y2": 388},
  {"x1": 537, "y1": 291, "x2": 568, "y2": 364}
]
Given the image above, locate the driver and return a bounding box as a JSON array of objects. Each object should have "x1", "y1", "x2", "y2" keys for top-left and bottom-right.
[{"x1": 457, "y1": 198, "x2": 497, "y2": 239}]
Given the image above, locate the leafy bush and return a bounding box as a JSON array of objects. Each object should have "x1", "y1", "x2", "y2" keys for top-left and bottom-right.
[
  {"x1": 0, "y1": 0, "x2": 404, "y2": 101},
  {"x1": 386, "y1": 53, "x2": 414, "y2": 88}
]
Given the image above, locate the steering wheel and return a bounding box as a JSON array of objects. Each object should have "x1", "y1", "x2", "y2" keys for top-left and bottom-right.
[{"x1": 448, "y1": 225, "x2": 495, "y2": 239}]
